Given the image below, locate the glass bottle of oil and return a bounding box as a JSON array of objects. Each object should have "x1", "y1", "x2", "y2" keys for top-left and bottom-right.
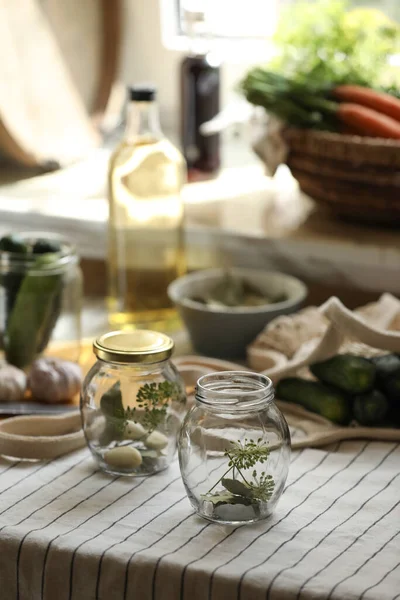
[{"x1": 107, "y1": 86, "x2": 186, "y2": 330}]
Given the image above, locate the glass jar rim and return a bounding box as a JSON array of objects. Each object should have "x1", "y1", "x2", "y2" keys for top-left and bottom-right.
[
  {"x1": 195, "y1": 371, "x2": 274, "y2": 412},
  {"x1": 0, "y1": 232, "x2": 78, "y2": 274}
]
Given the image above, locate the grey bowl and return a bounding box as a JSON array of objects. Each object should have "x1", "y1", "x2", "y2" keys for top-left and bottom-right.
[{"x1": 168, "y1": 268, "x2": 307, "y2": 359}]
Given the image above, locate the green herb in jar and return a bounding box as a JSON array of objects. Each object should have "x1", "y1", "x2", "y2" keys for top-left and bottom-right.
[
  {"x1": 202, "y1": 438, "x2": 275, "y2": 508},
  {"x1": 100, "y1": 380, "x2": 184, "y2": 441}
]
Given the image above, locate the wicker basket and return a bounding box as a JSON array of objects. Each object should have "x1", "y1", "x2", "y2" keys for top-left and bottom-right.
[{"x1": 281, "y1": 128, "x2": 400, "y2": 226}]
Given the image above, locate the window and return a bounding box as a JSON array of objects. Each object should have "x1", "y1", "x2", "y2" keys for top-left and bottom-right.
[
  {"x1": 161, "y1": 0, "x2": 278, "y2": 57},
  {"x1": 175, "y1": 0, "x2": 279, "y2": 40},
  {"x1": 161, "y1": 0, "x2": 399, "y2": 63},
  {"x1": 165, "y1": 0, "x2": 399, "y2": 45}
]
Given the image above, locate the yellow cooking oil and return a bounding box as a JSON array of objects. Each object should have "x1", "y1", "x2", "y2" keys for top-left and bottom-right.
[{"x1": 107, "y1": 86, "x2": 186, "y2": 331}]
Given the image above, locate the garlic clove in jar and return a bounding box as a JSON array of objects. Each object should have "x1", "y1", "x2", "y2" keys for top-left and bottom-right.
[
  {"x1": 124, "y1": 420, "x2": 146, "y2": 440},
  {"x1": 28, "y1": 357, "x2": 82, "y2": 403},
  {"x1": 0, "y1": 364, "x2": 27, "y2": 402},
  {"x1": 144, "y1": 431, "x2": 169, "y2": 451},
  {"x1": 104, "y1": 446, "x2": 143, "y2": 469}
]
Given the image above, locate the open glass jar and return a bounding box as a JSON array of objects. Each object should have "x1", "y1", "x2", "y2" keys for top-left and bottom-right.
[
  {"x1": 0, "y1": 232, "x2": 82, "y2": 369},
  {"x1": 81, "y1": 330, "x2": 187, "y2": 476},
  {"x1": 178, "y1": 371, "x2": 290, "y2": 525}
]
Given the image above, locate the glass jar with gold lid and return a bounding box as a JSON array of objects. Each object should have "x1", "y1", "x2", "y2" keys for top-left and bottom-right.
[{"x1": 80, "y1": 330, "x2": 186, "y2": 476}]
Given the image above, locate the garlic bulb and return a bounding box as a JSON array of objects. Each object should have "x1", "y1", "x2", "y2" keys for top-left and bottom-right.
[
  {"x1": 28, "y1": 358, "x2": 82, "y2": 403},
  {"x1": 0, "y1": 364, "x2": 27, "y2": 402}
]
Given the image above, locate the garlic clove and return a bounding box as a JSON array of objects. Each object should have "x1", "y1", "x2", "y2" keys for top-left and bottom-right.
[
  {"x1": 104, "y1": 446, "x2": 143, "y2": 469},
  {"x1": 124, "y1": 420, "x2": 146, "y2": 440},
  {"x1": 0, "y1": 364, "x2": 27, "y2": 403},
  {"x1": 144, "y1": 431, "x2": 169, "y2": 450}
]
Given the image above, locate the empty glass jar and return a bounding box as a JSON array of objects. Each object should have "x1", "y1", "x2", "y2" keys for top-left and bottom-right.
[
  {"x1": 178, "y1": 371, "x2": 290, "y2": 525},
  {"x1": 81, "y1": 330, "x2": 186, "y2": 476}
]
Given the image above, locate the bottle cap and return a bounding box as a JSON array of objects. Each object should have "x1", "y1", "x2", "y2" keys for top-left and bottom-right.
[
  {"x1": 128, "y1": 85, "x2": 156, "y2": 102},
  {"x1": 93, "y1": 330, "x2": 174, "y2": 364}
]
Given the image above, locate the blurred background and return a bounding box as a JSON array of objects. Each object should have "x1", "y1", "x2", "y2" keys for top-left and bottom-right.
[
  {"x1": 1, "y1": 0, "x2": 399, "y2": 177},
  {"x1": 0, "y1": 0, "x2": 399, "y2": 314}
]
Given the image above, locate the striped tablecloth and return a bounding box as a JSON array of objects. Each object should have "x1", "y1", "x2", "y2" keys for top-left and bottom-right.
[{"x1": 0, "y1": 439, "x2": 399, "y2": 600}]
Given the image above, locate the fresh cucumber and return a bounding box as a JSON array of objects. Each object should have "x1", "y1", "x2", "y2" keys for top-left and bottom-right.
[
  {"x1": 310, "y1": 354, "x2": 375, "y2": 394},
  {"x1": 381, "y1": 373, "x2": 400, "y2": 426},
  {"x1": 353, "y1": 390, "x2": 389, "y2": 426},
  {"x1": 383, "y1": 374, "x2": 400, "y2": 403},
  {"x1": 371, "y1": 354, "x2": 400, "y2": 382},
  {"x1": 276, "y1": 377, "x2": 351, "y2": 425},
  {"x1": 370, "y1": 355, "x2": 400, "y2": 426}
]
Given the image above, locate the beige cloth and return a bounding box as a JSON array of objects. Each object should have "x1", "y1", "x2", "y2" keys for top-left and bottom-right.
[
  {"x1": 0, "y1": 412, "x2": 84, "y2": 459},
  {"x1": 248, "y1": 293, "x2": 400, "y2": 372},
  {"x1": 263, "y1": 294, "x2": 400, "y2": 382}
]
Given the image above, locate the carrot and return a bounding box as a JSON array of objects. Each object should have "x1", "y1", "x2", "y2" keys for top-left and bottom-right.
[
  {"x1": 337, "y1": 103, "x2": 400, "y2": 139},
  {"x1": 333, "y1": 85, "x2": 400, "y2": 123}
]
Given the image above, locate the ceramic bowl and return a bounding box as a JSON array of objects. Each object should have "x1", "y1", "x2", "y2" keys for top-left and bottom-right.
[{"x1": 168, "y1": 268, "x2": 307, "y2": 359}]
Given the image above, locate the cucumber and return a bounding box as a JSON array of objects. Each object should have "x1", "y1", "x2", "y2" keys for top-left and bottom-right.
[
  {"x1": 381, "y1": 373, "x2": 400, "y2": 426},
  {"x1": 0, "y1": 234, "x2": 29, "y2": 254},
  {"x1": 276, "y1": 377, "x2": 351, "y2": 425},
  {"x1": 370, "y1": 356, "x2": 400, "y2": 426},
  {"x1": 4, "y1": 254, "x2": 63, "y2": 368},
  {"x1": 99, "y1": 382, "x2": 125, "y2": 445},
  {"x1": 310, "y1": 354, "x2": 375, "y2": 394},
  {"x1": 0, "y1": 235, "x2": 29, "y2": 332},
  {"x1": 383, "y1": 374, "x2": 400, "y2": 403},
  {"x1": 32, "y1": 239, "x2": 62, "y2": 255},
  {"x1": 353, "y1": 390, "x2": 389, "y2": 426},
  {"x1": 371, "y1": 354, "x2": 400, "y2": 382}
]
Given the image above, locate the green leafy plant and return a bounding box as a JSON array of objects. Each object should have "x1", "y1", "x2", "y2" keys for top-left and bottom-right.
[
  {"x1": 202, "y1": 438, "x2": 275, "y2": 508},
  {"x1": 268, "y1": 0, "x2": 400, "y2": 90}
]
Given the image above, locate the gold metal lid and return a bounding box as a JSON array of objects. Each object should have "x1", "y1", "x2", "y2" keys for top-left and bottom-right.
[{"x1": 93, "y1": 330, "x2": 174, "y2": 364}]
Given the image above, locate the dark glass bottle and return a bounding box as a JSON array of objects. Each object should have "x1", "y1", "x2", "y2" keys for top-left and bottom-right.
[{"x1": 180, "y1": 12, "x2": 221, "y2": 177}]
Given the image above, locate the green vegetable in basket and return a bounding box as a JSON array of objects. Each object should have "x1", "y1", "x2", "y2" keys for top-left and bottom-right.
[
  {"x1": 4, "y1": 254, "x2": 63, "y2": 368},
  {"x1": 310, "y1": 354, "x2": 376, "y2": 395},
  {"x1": 268, "y1": 0, "x2": 400, "y2": 90},
  {"x1": 276, "y1": 377, "x2": 351, "y2": 425},
  {"x1": 353, "y1": 390, "x2": 389, "y2": 426}
]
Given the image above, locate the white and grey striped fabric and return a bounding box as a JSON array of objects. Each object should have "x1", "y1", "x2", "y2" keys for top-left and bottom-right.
[{"x1": 0, "y1": 440, "x2": 399, "y2": 600}]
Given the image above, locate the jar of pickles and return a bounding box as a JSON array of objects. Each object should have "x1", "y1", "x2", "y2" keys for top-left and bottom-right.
[
  {"x1": 81, "y1": 330, "x2": 186, "y2": 476},
  {"x1": 0, "y1": 232, "x2": 82, "y2": 369},
  {"x1": 178, "y1": 371, "x2": 290, "y2": 525}
]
